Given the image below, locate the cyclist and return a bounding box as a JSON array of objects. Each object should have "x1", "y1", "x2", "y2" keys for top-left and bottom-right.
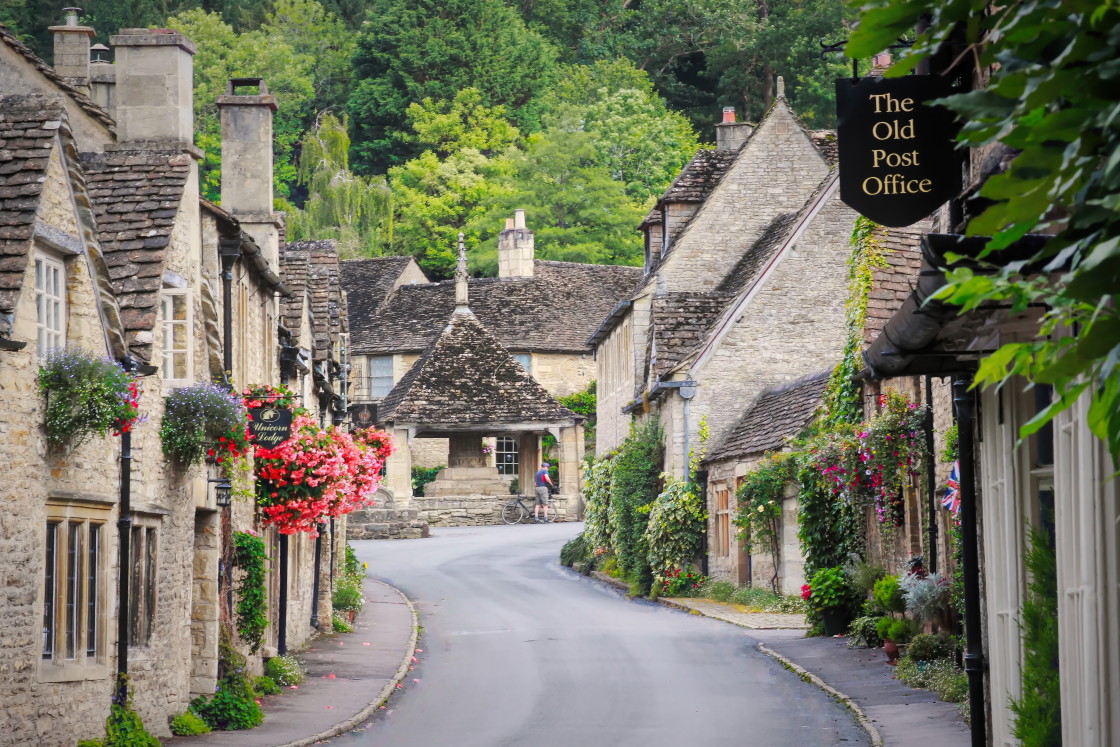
[{"x1": 534, "y1": 461, "x2": 554, "y2": 523}]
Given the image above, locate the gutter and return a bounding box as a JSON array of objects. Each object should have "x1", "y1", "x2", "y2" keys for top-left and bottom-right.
[{"x1": 586, "y1": 299, "x2": 633, "y2": 348}]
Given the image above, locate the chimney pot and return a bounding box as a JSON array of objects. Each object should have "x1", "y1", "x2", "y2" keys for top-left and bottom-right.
[
  {"x1": 514, "y1": 209, "x2": 526, "y2": 229},
  {"x1": 498, "y1": 210, "x2": 534, "y2": 278},
  {"x1": 505, "y1": 218, "x2": 514, "y2": 230},
  {"x1": 722, "y1": 107, "x2": 736, "y2": 123}
]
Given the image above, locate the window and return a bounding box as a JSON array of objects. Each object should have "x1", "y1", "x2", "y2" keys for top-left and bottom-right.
[
  {"x1": 42, "y1": 503, "x2": 107, "y2": 678},
  {"x1": 496, "y1": 436, "x2": 519, "y2": 476},
  {"x1": 160, "y1": 290, "x2": 191, "y2": 380},
  {"x1": 35, "y1": 253, "x2": 66, "y2": 353},
  {"x1": 129, "y1": 525, "x2": 157, "y2": 647},
  {"x1": 715, "y1": 489, "x2": 731, "y2": 557},
  {"x1": 513, "y1": 353, "x2": 531, "y2": 373},
  {"x1": 368, "y1": 356, "x2": 393, "y2": 398}
]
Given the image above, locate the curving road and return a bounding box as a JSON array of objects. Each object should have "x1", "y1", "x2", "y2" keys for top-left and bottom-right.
[{"x1": 341, "y1": 523, "x2": 868, "y2": 747}]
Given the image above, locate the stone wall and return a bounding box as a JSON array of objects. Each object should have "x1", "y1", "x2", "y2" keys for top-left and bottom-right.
[{"x1": 413, "y1": 493, "x2": 573, "y2": 526}]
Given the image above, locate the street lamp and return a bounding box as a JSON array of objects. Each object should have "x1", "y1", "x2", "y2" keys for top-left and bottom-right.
[{"x1": 209, "y1": 478, "x2": 232, "y2": 508}]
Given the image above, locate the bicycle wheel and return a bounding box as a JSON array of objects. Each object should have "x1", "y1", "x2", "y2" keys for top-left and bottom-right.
[{"x1": 501, "y1": 500, "x2": 526, "y2": 524}]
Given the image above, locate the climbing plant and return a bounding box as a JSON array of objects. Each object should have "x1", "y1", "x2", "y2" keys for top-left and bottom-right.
[
  {"x1": 644, "y1": 474, "x2": 707, "y2": 579},
  {"x1": 582, "y1": 454, "x2": 614, "y2": 553},
  {"x1": 734, "y1": 452, "x2": 795, "y2": 591},
  {"x1": 607, "y1": 419, "x2": 663, "y2": 587},
  {"x1": 231, "y1": 531, "x2": 268, "y2": 654}
]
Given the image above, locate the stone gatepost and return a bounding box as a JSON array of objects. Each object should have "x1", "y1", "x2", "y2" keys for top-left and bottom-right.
[
  {"x1": 558, "y1": 423, "x2": 585, "y2": 520},
  {"x1": 384, "y1": 427, "x2": 413, "y2": 502}
]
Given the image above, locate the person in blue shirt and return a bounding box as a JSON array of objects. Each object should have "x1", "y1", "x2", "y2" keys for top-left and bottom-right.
[{"x1": 533, "y1": 461, "x2": 555, "y2": 523}]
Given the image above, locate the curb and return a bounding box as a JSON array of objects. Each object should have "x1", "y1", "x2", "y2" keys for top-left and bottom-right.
[
  {"x1": 279, "y1": 579, "x2": 420, "y2": 747},
  {"x1": 756, "y1": 642, "x2": 883, "y2": 747}
]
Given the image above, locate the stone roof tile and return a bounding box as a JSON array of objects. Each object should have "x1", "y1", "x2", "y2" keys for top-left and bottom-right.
[
  {"x1": 650, "y1": 292, "x2": 732, "y2": 378},
  {"x1": 661, "y1": 149, "x2": 737, "y2": 203},
  {"x1": 707, "y1": 370, "x2": 830, "y2": 462},
  {"x1": 863, "y1": 223, "x2": 927, "y2": 346},
  {"x1": 379, "y1": 311, "x2": 577, "y2": 426},
  {"x1": 80, "y1": 147, "x2": 191, "y2": 361},
  {"x1": 349, "y1": 260, "x2": 641, "y2": 355},
  {"x1": 339, "y1": 256, "x2": 414, "y2": 338},
  {"x1": 809, "y1": 130, "x2": 838, "y2": 166}
]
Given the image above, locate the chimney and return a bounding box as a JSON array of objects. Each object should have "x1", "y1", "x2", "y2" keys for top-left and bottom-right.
[
  {"x1": 49, "y1": 7, "x2": 94, "y2": 93},
  {"x1": 871, "y1": 53, "x2": 892, "y2": 77},
  {"x1": 110, "y1": 27, "x2": 196, "y2": 145},
  {"x1": 217, "y1": 78, "x2": 279, "y2": 266},
  {"x1": 497, "y1": 209, "x2": 534, "y2": 278},
  {"x1": 88, "y1": 43, "x2": 114, "y2": 113},
  {"x1": 715, "y1": 107, "x2": 752, "y2": 152},
  {"x1": 454, "y1": 233, "x2": 469, "y2": 311}
]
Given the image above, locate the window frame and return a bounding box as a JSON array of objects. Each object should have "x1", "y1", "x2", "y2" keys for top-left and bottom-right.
[
  {"x1": 513, "y1": 352, "x2": 532, "y2": 374},
  {"x1": 128, "y1": 522, "x2": 159, "y2": 648},
  {"x1": 160, "y1": 288, "x2": 192, "y2": 382},
  {"x1": 40, "y1": 500, "x2": 109, "y2": 682},
  {"x1": 495, "y1": 436, "x2": 519, "y2": 476},
  {"x1": 34, "y1": 251, "x2": 67, "y2": 354},
  {"x1": 715, "y1": 488, "x2": 732, "y2": 558},
  {"x1": 368, "y1": 355, "x2": 394, "y2": 399}
]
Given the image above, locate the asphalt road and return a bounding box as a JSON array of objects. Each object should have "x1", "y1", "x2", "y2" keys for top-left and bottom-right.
[{"x1": 341, "y1": 523, "x2": 869, "y2": 747}]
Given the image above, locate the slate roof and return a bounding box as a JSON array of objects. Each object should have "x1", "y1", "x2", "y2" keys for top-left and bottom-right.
[
  {"x1": 348, "y1": 260, "x2": 642, "y2": 355},
  {"x1": 279, "y1": 244, "x2": 312, "y2": 348},
  {"x1": 707, "y1": 370, "x2": 830, "y2": 462},
  {"x1": 864, "y1": 224, "x2": 926, "y2": 345},
  {"x1": 715, "y1": 212, "x2": 800, "y2": 295},
  {"x1": 0, "y1": 24, "x2": 117, "y2": 136},
  {"x1": 379, "y1": 310, "x2": 577, "y2": 427},
  {"x1": 0, "y1": 95, "x2": 62, "y2": 328},
  {"x1": 809, "y1": 130, "x2": 839, "y2": 167},
  {"x1": 649, "y1": 292, "x2": 732, "y2": 379},
  {"x1": 340, "y1": 255, "x2": 415, "y2": 335},
  {"x1": 81, "y1": 147, "x2": 192, "y2": 362},
  {"x1": 662, "y1": 149, "x2": 737, "y2": 203}
]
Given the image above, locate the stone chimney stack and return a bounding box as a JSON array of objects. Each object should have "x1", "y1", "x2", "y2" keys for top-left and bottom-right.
[
  {"x1": 49, "y1": 7, "x2": 94, "y2": 93},
  {"x1": 715, "y1": 107, "x2": 752, "y2": 152},
  {"x1": 454, "y1": 233, "x2": 469, "y2": 311},
  {"x1": 88, "y1": 43, "x2": 115, "y2": 113},
  {"x1": 217, "y1": 78, "x2": 279, "y2": 266},
  {"x1": 110, "y1": 27, "x2": 196, "y2": 145},
  {"x1": 497, "y1": 209, "x2": 535, "y2": 278}
]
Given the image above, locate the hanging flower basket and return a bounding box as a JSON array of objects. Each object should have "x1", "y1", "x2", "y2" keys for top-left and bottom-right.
[
  {"x1": 160, "y1": 383, "x2": 249, "y2": 467},
  {"x1": 37, "y1": 348, "x2": 143, "y2": 448}
]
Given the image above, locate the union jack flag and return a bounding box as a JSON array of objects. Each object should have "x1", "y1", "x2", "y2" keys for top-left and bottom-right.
[{"x1": 943, "y1": 461, "x2": 961, "y2": 517}]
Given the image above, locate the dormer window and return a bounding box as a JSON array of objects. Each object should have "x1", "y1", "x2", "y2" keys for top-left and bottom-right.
[{"x1": 35, "y1": 253, "x2": 66, "y2": 354}]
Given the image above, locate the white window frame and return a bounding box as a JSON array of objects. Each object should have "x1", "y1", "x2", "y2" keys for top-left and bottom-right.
[
  {"x1": 160, "y1": 289, "x2": 192, "y2": 382},
  {"x1": 495, "y1": 436, "x2": 519, "y2": 476},
  {"x1": 369, "y1": 355, "x2": 393, "y2": 398},
  {"x1": 35, "y1": 252, "x2": 66, "y2": 354}
]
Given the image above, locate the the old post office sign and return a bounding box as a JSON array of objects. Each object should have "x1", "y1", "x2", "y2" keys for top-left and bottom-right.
[
  {"x1": 248, "y1": 406, "x2": 293, "y2": 449},
  {"x1": 836, "y1": 76, "x2": 961, "y2": 226}
]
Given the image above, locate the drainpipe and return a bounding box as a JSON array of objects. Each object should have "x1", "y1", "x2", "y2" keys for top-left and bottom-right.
[
  {"x1": 678, "y1": 382, "x2": 698, "y2": 477},
  {"x1": 219, "y1": 237, "x2": 241, "y2": 622},
  {"x1": 310, "y1": 526, "x2": 324, "y2": 628},
  {"x1": 952, "y1": 376, "x2": 986, "y2": 747},
  {"x1": 925, "y1": 375, "x2": 938, "y2": 574},
  {"x1": 115, "y1": 355, "x2": 135, "y2": 705}
]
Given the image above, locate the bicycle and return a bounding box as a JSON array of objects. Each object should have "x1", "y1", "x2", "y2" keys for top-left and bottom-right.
[{"x1": 501, "y1": 495, "x2": 550, "y2": 524}]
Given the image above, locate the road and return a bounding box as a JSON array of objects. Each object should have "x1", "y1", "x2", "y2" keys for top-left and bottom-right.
[{"x1": 341, "y1": 523, "x2": 869, "y2": 747}]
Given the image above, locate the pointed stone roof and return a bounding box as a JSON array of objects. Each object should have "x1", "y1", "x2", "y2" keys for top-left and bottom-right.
[
  {"x1": 379, "y1": 310, "x2": 577, "y2": 428},
  {"x1": 707, "y1": 370, "x2": 830, "y2": 462}
]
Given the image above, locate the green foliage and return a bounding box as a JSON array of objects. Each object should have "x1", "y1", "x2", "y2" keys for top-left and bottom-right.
[
  {"x1": 848, "y1": 0, "x2": 1120, "y2": 463},
  {"x1": 82, "y1": 677, "x2": 160, "y2": 746},
  {"x1": 560, "y1": 533, "x2": 595, "y2": 574},
  {"x1": 344, "y1": 542, "x2": 363, "y2": 576},
  {"x1": 734, "y1": 452, "x2": 794, "y2": 592},
  {"x1": 907, "y1": 632, "x2": 955, "y2": 662},
  {"x1": 847, "y1": 615, "x2": 884, "y2": 649},
  {"x1": 332, "y1": 573, "x2": 363, "y2": 612},
  {"x1": 405, "y1": 88, "x2": 522, "y2": 158},
  {"x1": 1011, "y1": 525, "x2": 1062, "y2": 745},
  {"x1": 283, "y1": 112, "x2": 392, "y2": 259},
  {"x1": 263, "y1": 0, "x2": 354, "y2": 115},
  {"x1": 252, "y1": 676, "x2": 281, "y2": 697},
  {"x1": 161, "y1": 383, "x2": 249, "y2": 467},
  {"x1": 843, "y1": 557, "x2": 886, "y2": 596},
  {"x1": 347, "y1": 0, "x2": 558, "y2": 172},
  {"x1": 411, "y1": 465, "x2": 444, "y2": 497},
  {"x1": 37, "y1": 348, "x2": 140, "y2": 449},
  {"x1": 896, "y1": 656, "x2": 969, "y2": 704},
  {"x1": 169, "y1": 710, "x2": 212, "y2": 736},
  {"x1": 885, "y1": 617, "x2": 919, "y2": 644},
  {"x1": 582, "y1": 455, "x2": 614, "y2": 552},
  {"x1": 660, "y1": 567, "x2": 707, "y2": 597},
  {"x1": 193, "y1": 630, "x2": 264, "y2": 731},
  {"x1": 698, "y1": 579, "x2": 737, "y2": 603},
  {"x1": 729, "y1": 586, "x2": 807, "y2": 614},
  {"x1": 559, "y1": 381, "x2": 597, "y2": 452},
  {"x1": 645, "y1": 474, "x2": 707, "y2": 578},
  {"x1": 873, "y1": 575, "x2": 906, "y2": 614},
  {"x1": 264, "y1": 654, "x2": 306, "y2": 687},
  {"x1": 331, "y1": 612, "x2": 354, "y2": 633},
  {"x1": 875, "y1": 615, "x2": 895, "y2": 641},
  {"x1": 608, "y1": 420, "x2": 663, "y2": 585},
  {"x1": 941, "y1": 423, "x2": 959, "y2": 463},
  {"x1": 807, "y1": 566, "x2": 856, "y2": 613},
  {"x1": 231, "y1": 531, "x2": 268, "y2": 653}
]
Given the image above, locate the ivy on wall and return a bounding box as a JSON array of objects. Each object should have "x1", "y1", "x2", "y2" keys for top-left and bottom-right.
[
  {"x1": 735, "y1": 452, "x2": 795, "y2": 593},
  {"x1": 231, "y1": 531, "x2": 268, "y2": 654},
  {"x1": 607, "y1": 419, "x2": 664, "y2": 589}
]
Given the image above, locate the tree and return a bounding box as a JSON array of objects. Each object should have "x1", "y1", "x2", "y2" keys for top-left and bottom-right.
[
  {"x1": 847, "y1": 0, "x2": 1120, "y2": 461},
  {"x1": 283, "y1": 112, "x2": 392, "y2": 259},
  {"x1": 404, "y1": 88, "x2": 521, "y2": 159},
  {"x1": 168, "y1": 8, "x2": 316, "y2": 202},
  {"x1": 346, "y1": 0, "x2": 558, "y2": 172},
  {"x1": 263, "y1": 0, "x2": 355, "y2": 117}
]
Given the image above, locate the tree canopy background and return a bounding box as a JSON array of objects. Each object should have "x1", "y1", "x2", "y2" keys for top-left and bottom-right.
[{"x1": 6, "y1": 0, "x2": 852, "y2": 278}]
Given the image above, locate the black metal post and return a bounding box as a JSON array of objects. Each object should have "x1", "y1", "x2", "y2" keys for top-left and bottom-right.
[
  {"x1": 329, "y1": 518, "x2": 336, "y2": 592},
  {"x1": 952, "y1": 376, "x2": 986, "y2": 747},
  {"x1": 310, "y1": 524, "x2": 324, "y2": 628},
  {"x1": 219, "y1": 238, "x2": 241, "y2": 624},
  {"x1": 925, "y1": 375, "x2": 938, "y2": 574},
  {"x1": 278, "y1": 533, "x2": 288, "y2": 655},
  {"x1": 115, "y1": 416, "x2": 132, "y2": 705}
]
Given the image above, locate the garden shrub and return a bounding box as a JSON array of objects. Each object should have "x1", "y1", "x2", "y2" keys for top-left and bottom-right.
[
  {"x1": 252, "y1": 676, "x2": 281, "y2": 697},
  {"x1": 873, "y1": 575, "x2": 907, "y2": 614},
  {"x1": 332, "y1": 574, "x2": 363, "y2": 613},
  {"x1": 192, "y1": 630, "x2": 263, "y2": 731},
  {"x1": 907, "y1": 632, "x2": 955, "y2": 662},
  {"x1": 169, "y1": 710, "x2": 211, "y2": 736},
  {"x1": 900, "y1": 571, "x2": 951, "y2": 625},
  {"x1": 560, "y1": 533, "x2": 593, "y2": 573},
  {"x1": 607, "y1": 420, "x2": 662, "y2": 589},
  {"x1": 37, "y1": 348, "x2": 141, "y2": 449},
  {"x1": 645, "y1": 475, "x2": 706, "y2": 579},
  {"x1": 265, "y1": 654, "x2": 306, "y2": 687},
  {"x1": 411, "y1": 465, "x2": 443, "y2": 496},
  {"x1": 332, "y1": 612, "x2": 354, "y2": 633},
  {"x1": 80, "y1": 676, "x2": 160, "y2": 746},
  {"x1": 1011, "y1": 524, "x2": 1062, "y2": 745},
  {"x1": 344, "y1": 542, "x2": 364, "y2": 576},
  {"x1": 896, "y1": 656, "x2": 969, "y2": 704},
  {"x1": 700, "y1": 580, "x2": 736, "y2": 603},
  {"x1": 847, "y1": 615, "x2": 884, "y2": 649},
  {"x1": 232, "y1": 531, "x2": 268, "y2": 654},
  {"x1": 659, "y1": 568, "x2": 706, "y2": 597},
  {"x1": 843, "y1": 557, "x2": 886, "y2": 597},
  {"x1": 806, "y1": 565, "x2": 857, "y2": 614},
  {"x1": 885, "y1": 617, "x2": 920, "y2": 644},
  {"x1": 582, "y1": 456, "x2": 613, "y2": 552}
]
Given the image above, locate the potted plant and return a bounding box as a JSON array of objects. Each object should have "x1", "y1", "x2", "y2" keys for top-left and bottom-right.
[
  {"x1": 900, "y1": 571, "x2": 952, "y2": 630},
  {"x1": 807, "y1": 565, "x2": 856, "y2": 636},
  {"x1": 160, "y1": 383, "x2": 249, "y2": 467},
  {"x1": 876, "y1": 616, "x2": 919, "y2": 663},
  {"x1": 873, "y1": 574, "x2": 907, "y2": 614}
]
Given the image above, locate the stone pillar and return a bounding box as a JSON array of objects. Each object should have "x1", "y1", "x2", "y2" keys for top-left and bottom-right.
[
  {"x1": 217, "y1": 78, "x2": 279, "y2": 267},
  {"x1": 385, "y1": 427, "x2": 413, "y2": 502},
  {"x1": 190, "y1": 512, "x2": 220, "y2": 696},
  {"x1": 715, "y1": 107, "x2": 752, "y2": 152},
  {"x1": 518, "y1": 432, "x2": 539, "y2": 497},
  {"x1": 110, "y1": 28, "x2": 196, "y2": 145},
  {"x1": 89, "y1": 51, "x2": 115, "y2": 114},
  {"x1": 558, "y1": 424, "x2": 584, "y2": 519},
  {"x1": 49, "y1": 9, "x2": 94, "y2": 92}
]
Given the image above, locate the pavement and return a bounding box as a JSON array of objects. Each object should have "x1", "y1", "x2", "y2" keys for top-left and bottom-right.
[
  {"x1": 164, "y1": 577, "x2": 417, "y2": 747},
  {"x1": 591, "y1": 573, "x2": 971, "y2": 747}
]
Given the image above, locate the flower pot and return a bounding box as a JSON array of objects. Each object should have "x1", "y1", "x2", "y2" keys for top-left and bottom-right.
[
  {"x1": 347, "y1": 609, "x2": 356, "y2": 623},
  {"x1": 883, "y1": 637, "x2": 900, "y2": 664},
  {"x1": 820, "y1": 608, "x2": 850, "y2": 637}
]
